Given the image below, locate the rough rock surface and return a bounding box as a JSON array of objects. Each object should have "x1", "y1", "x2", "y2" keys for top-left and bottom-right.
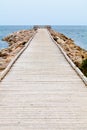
[
  {"x1": 49, "y1": 29, "x2": 87, "y2": 68},
  {"x1": 0, "y1": 29, "x2": 35, "y2": 72}
]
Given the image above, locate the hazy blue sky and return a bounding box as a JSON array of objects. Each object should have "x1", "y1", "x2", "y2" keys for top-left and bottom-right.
[{"x1": 0, "y1": 0, "x2": 87, "y2": 25}]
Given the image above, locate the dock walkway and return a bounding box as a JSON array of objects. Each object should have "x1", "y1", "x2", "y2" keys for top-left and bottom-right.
[{"x1": 0, "y1": 29, "x2": 87, "y2": 129}]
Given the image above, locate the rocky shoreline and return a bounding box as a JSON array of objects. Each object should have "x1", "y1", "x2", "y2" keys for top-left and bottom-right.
[
  {"x1": 0, "y1": 29, "x2": 35, "y2": 72},
  {"x1": 0, "y1": 26, "x2": 87, "y2": 77},
  {"x1": 48, "y1": 28, "x2": 87, "y2": 76}
]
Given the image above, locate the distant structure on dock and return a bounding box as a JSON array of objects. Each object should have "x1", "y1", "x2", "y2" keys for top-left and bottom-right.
[{"x1": 33, "y1": 25, "x2": 51, "y2": 30}]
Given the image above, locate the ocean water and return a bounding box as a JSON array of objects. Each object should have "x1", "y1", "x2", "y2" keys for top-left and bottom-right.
[
  {"x1": 0, "y1": 25, "x2": 87, "y2": 50},
  {"x1": 52, "y1": 26, "x2": 87, "y2": 50},
  {"x1": 0, "y1": 25, "x2": 33, "y2": 50}
]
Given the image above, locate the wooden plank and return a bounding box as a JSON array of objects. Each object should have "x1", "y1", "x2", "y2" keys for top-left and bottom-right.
[{"x1": 0, "y1": 28, "x2": 87, "y2": 130}]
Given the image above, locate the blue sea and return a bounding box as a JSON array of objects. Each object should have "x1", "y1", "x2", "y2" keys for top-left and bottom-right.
[
  {"x1": 0, "y1": 25, "x2": 33, "y2": 49},
  {"x1": 0, "y1": 25, "x2": 87, "y2": 50},
  {"x1": 52, "y1": 26, "x2": 87, "y2": 50}
]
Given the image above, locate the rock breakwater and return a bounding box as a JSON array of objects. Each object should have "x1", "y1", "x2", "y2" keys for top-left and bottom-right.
[
  {"x1": 48, "y1": 28, "x2": 87, "y2": 76},
  {"x1": 0, "y1": 29, "x2": 35, "y2": 72}
]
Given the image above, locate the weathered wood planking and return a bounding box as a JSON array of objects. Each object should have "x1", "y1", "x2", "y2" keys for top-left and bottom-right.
[{"x1": 0, "y1": 29, "x2": 87, "y2": 130}]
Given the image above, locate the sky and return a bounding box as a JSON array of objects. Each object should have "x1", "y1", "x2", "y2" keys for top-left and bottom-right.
[{"x1": 0, "y1": 0, "x2": 87, "y2": 25}]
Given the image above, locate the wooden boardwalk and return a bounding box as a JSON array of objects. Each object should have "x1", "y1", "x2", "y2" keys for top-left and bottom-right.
[{"x1": 0, "y1": 28, "x2": 87, "y2": 129}]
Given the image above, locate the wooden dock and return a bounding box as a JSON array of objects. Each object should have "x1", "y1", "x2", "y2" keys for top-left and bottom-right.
[{"x1": 0, "y1": 28, "x2": 87, "y2": 129}]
